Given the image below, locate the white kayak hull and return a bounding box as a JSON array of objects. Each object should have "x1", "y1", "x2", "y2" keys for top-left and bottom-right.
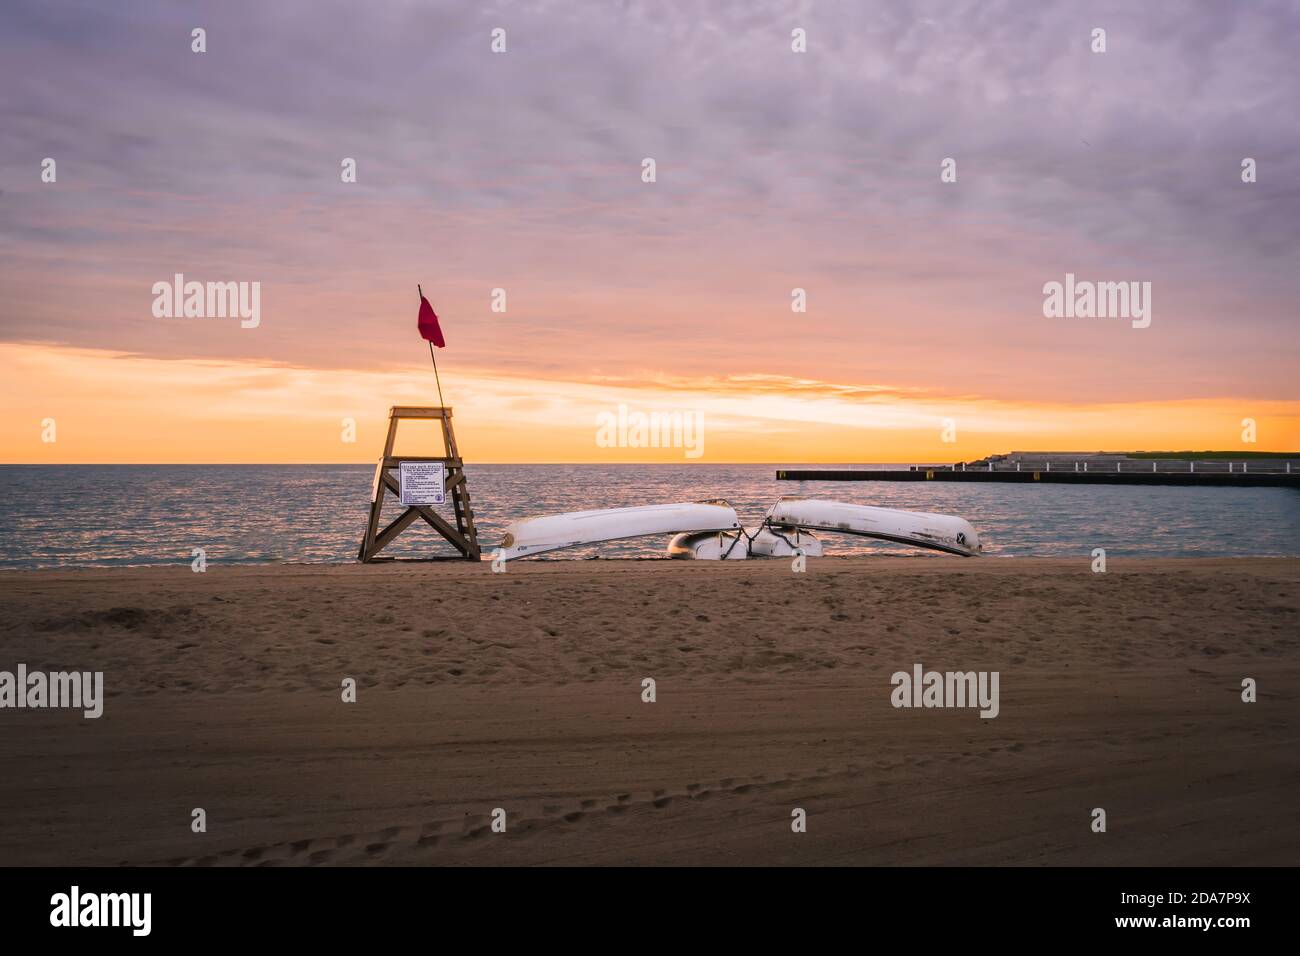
[
  {"x1": 748, "y1": 526, "x2": 823, "y2": 558},
  {"x1": 499, "y1": 501, "x2": 740, "y2": 561},
  {"x1": 765, "y1": 498, "x2": 981, "y2": 557},
  {"x1": 667, "y1": 527, "x2": 824, "y2": 559},
  {"x1": 667, "y1": 530, "x2": 751, "y2": 560}
]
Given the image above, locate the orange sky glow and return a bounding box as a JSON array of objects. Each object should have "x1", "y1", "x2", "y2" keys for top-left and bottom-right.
[{"x1": 3, "y1": 343, "x2": 1295, "y2": 464}]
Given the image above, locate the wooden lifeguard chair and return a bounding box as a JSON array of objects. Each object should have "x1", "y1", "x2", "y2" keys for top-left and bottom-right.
[{"x1": 358, "y1": 406, "x2": 481, "y2": 562}]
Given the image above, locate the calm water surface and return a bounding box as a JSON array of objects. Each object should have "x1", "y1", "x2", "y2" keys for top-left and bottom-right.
[{"x1": 1, "y1": 464, "x2": 1297, "y2": 569}]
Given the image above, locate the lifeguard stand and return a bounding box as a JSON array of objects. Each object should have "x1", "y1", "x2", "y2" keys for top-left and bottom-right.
[{"x1": 358, "y1": 406, "x2": 481, "y2": 561}]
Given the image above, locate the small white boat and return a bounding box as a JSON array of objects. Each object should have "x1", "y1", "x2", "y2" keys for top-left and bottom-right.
[
  {"x1": 498, "y1": 501, "x2": 740, "y2": 561},
  {"x1": 765, "y1": 497, "x2": 981, "y2": 557},
  {"x1": 667, "y1": 526, "x2": 824, "y2": 560}
]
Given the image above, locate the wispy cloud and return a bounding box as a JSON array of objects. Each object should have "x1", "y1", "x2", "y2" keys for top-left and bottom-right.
[{"x1": 1, "y1": 0, "x2": 1297, "y2": 458}]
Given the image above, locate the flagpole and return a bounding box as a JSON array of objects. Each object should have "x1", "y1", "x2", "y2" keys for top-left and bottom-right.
[
  {"x1": 428, "y1": 340, "x2": 446, "y2": 409},
  {"x1": 418, "y1": 284, "x2": 446, "y2": 409}
]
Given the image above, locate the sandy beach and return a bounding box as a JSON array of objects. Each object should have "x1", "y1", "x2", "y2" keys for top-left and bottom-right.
[{"x1": 1, "y1": 556, "x2": 1297, "y2": 866}]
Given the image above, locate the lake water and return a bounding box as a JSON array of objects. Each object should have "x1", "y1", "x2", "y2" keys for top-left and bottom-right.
[{"x1": 1, "y1": 464, "x2": 1297, "y2": 569}]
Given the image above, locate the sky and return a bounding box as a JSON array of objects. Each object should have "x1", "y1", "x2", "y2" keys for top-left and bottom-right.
[{"x1": 2, "y1": 0, "x2": 1298, "y2": 463}]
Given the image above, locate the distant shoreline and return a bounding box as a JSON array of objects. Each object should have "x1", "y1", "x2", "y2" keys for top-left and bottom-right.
[{"x1": 2, "y1": 452, "x2": 1298, "y2": 467}]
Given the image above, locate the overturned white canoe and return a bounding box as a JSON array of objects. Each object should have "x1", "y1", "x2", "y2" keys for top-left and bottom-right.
[
  {"x1": 499, "y1": 501, "x2": 741, "y2": 561},
  {"x1": 667, "y1": 526, "x2": 824, "y2": 560},
  {"x1": 765, "y1": 498, "x2": 981, "y2": 557}
]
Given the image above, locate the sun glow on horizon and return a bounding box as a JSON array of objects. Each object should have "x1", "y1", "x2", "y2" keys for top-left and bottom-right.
[{"x1": 2, "y1": 343, "x2": 1297, "y2": 465}]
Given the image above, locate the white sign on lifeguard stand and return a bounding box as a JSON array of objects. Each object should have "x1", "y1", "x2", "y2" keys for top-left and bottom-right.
[{"x1": 398, "y1": 461, "x2": 446, "y2": 506}]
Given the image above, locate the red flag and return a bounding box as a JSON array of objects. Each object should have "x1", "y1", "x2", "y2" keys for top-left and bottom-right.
[{"x1": 417, "y1": 295, "x2": 445, "y2": 347}]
